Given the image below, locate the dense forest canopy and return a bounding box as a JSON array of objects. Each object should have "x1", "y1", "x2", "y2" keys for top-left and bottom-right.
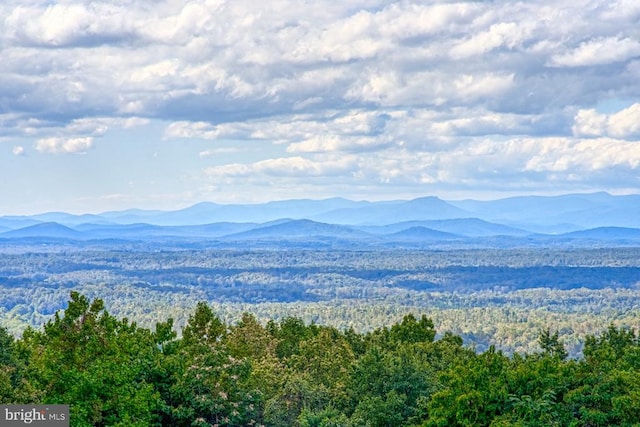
[
  {"x1": 1, "y1": 293, "x2": 639, "y2": 426},
  {"x1": 1, "y1": 248, "x2": 639, "y2": 356}
]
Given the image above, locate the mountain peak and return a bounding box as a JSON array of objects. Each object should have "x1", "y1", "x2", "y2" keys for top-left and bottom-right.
[{"x1": 1, "y1": 222, "x2": 83, "y2": 239}]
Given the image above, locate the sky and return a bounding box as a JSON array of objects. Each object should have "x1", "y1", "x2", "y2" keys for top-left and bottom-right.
[{"x1": 1, "y1": 0, "x2": 640, "y2": 215}]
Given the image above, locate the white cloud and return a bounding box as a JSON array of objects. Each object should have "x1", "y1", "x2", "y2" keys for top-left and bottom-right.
[
  {"x1": 200, "y1": 135, "x2": 640, "y2": 197},
  {"x1": 1, "y1": 0, "x2": 636, "y2": 130},
  {"x1": 205, "y1": 155, "x2": 357, "y2": 179},
  {"x1": 524, "y1": 137, "x2": 640, "y2": 173},
  {"x1": 164, "y1": 121, "x2": 220, "y2": 139},
  {"x1": 12, "y1": 116, "x2": 149, "y2": 155},
  {"x1": 573, "y1": 103, "x2": 640, "y2": 139},
  {"x1": 6, "y1": 3, "x2": 137, "y2": 47},
  {"x1": 599, "y1": 0, "x2": 640, "y2": 22},
  {"x1": 1, "y1": 0, "x2": 640, "y2": 209},
  {"x1": 453, "y1": 73, "x2": 515, "y2": 101},
  {"x1": 286, "y1": 135, "x2": 392, "y2": 153},
  {"x1": 450, "y1": 22, "x2": 534, "y2": 59},
  {"x1": 607, "y1": 103, "x2": 640, "y2": 138},
  {"x1": 34, "y1": 137, "x2": 94, "y2": 154},
  {"x1": 165, "y1": 110, "x2": 393, "y2": 149},
  {"x1": 167, "y1": 107, "x2": 541, "y2": 155},
  {"x1": 549, "y1": 37, "x2": 640, "y2": 67},
  {"x1": 12, "y1": 145, "x2": 25, "y2": 156},
  {"x1": 572, "y1": 109, "x2": 609, "y2": 137},
  {"x1": 199, "y1": 148, "x2": 240, "y2": 158}
]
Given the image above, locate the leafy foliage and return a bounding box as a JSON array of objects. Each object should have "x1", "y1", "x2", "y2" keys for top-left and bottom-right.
[{"x1": 2, "y1": 293, "x2": 640, "y2": 426}]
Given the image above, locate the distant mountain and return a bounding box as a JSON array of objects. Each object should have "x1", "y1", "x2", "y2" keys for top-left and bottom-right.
[
  {"x1": 450, "y1": 192, "x2": 608, "y2": 218},
  {"x1": 0, "y1": 217, "x2": 43, "y2": 230},
  {"x1": 30, "y1": 212, "x2": 112, "y2": 226},
  {"x1": 101, "y1": 198, "x2": 369, "y2": 225},
  {"x1": 223, "y1": 219, "x2": 372, "y2": 240},
  {"x1": 313, "y1": 197, "x2": 470, "y2": 224},
  {"x1": 99, "y1": 208, "x2": 169, "y2": 224},
  {"x1": 74, "y1": 222, "x2": 258, "y2": 239},
  {"x1": 2, "y1": 193, "x2": 640, "y2": 243},
  {"x1": 559, "y1": 227, "x2": 640, "y2": 240},
  {"x1": 385, "y1": 226, "x2": 461, "y2": 240},
  {"x1": 449, "y1": 192, "x2": 640, "y2": 229},
  {"x1": 148, "y1": 202, "x2": 224, "y2": 226},
  {"x1": 0, "y1": 222, "x2": 84, "y2": 239},
  {"x1": 358, "y1": 218, "x2": 530, "y2": 237}
]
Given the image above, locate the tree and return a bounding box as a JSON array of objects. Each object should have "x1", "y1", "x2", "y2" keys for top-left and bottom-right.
[
  {"x1": 425, "y1": 347, "x2": 509, "y2": 427},
  {"x1": 181, "y1": 301, "x2": 226, "y2": 348},
  {"x1": 538, "y1": 329, "x2": 568, "y2": 360},
  {"x1": 162, "y1": 302, "x2": 262, "y2": 427},
  {"x1": 389, "y1": 314, "x2": 436, "y2": 345},
  {"x1": 0, "y1": 326, "x2": 37, "y2": 403},
  {"x1": 268, "y1": 317, "x2": 318, "y2": 359},
  {"x1": 225, "y1": 312, "x2": 276, "y2": 360},
  {"x1": 23, "y1": 292, "x2": 162, "y2": 426},
  {"x1": 566, "y1": 325, "x2": 640, "y2": 426}
]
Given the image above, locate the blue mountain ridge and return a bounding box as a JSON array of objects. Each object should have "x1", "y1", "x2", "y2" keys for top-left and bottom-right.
[
  {"x1": 221, "y1": 219, "x2": 373, "y2": 240},
  {"x1": 0, "y1": 222, "x2": 84, "y2": 239},
  {"x1": 1, "y1": 192, "x2": 639, "y2": 234},
  {"x1": 355, "y1": 218, "x2": 530, "y2": 237},
  {"x1": 384, "y1": 226, "x2": 461, "y2": 240}
]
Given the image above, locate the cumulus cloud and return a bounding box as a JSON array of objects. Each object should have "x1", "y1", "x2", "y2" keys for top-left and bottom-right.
[
  {"x1": 12, "y1": 145, "x2": 25, "y2": 156},
  {"x1": 4, "y1": 0, "x2": 635, "y2": 130},
  {"x1": 165, "y1": 110, "x2": 395, "y2": 150},
  {"x1": 205, "y1": 155, "x2": 357, "y2": 179},
  {"x1": 34, "y1": 137, "x2": 94, "y2": 154},
  {"x1": 550, "y1": 37, "x2": 640, "y2": 67},
  {"x1": 166, "y1": 107, "x2": 545, "y2": 155},
  {"x1": 2, "y1": 1, "x2": 637, "y2": 126},
  {"x1": 573, "y1": 103, "x2": 640, "y2": 139},
  {"x1": 199, "y1": 148, "x2": 240, "y2": 158},
  {"x1": 1, "y1": 0, "x2": 639, "y2": 205},
  {"x1": 5, "y1": 3, "x2": 138, "y2": 47},
  {"x1": 202, "y1": 135, "x2": 640, "y2": 197},
  {"x1": 449, "y1": 22, "x2": 535, "y2": 59},
  {"x1": 523, "y1": 137, "x2": 640, "y2": 174}
]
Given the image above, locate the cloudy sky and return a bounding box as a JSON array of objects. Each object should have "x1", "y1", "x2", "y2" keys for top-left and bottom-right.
[{"x1": 1, "y1": 0, "x2": 640, "y2": 214}]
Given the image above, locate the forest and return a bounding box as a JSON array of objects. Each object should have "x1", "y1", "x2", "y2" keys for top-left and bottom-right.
[
  {"x1": 1, "y1": 292, "x2": 639, "y2": 426},
  {"x1": 1, "y1": 247, "x2": 639, "y2": 356}
]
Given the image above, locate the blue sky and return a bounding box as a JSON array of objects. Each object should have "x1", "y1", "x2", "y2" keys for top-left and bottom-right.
[{"x1": 1, "y1": 0, "x2": 640, "y2": 214}]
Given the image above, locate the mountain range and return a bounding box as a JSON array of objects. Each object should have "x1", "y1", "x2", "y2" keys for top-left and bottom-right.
[{"x1": 1, "y1": 192, "x2": 640, "y2": 247}]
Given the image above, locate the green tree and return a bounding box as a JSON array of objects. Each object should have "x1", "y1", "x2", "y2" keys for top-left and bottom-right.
[
  {"x1": 291, "y1": 327, "x2": 354, "y2": 402},
  {"x1": 496, "y1": 352, "x2": 575, "y2": 426},
  {"x1": 297, "y1": 406, "x2": 349, "y2": 427},
  {"x1": 349, "y1": 390, "x2": 407, "y2": 427},
  {"x1": 263, "y1": 373, "x2": 333, "y2": 427},
  {"x1": 566, "y1": 325, "x2": 640, "y2": 426},
  {"x1": 389, "y1": 314, "x2": 436, "y2": 345},
  {"x1": 426, "y1": 347, "x2": 509, "y2": 427},
  {"x1": 0, "y1": 326, "x2": 37, "y2": 403},
  {"x1": 162, "y1": 302, "x2": 261, "y2": 427},
  {"x1": 225, "y1": 312, "x2": 276, "y2": 360},
  {"x1": 268, "y1": 317, "x2": 319, "y2": 359},
  {"x1": 181, "y1": 301, "x2": 226, "y2": 348},
  {"x1": 23, "y1": 292, "x2": 162, "y2": 426},
  {"x1": 538, "y1": 329, "x2": 568, "y2": 360}
]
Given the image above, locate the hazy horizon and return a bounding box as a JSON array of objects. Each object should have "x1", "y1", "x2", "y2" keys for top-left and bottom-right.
[{"x1": 3, "y1": 190, "x2": 640, "y2": 217}]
